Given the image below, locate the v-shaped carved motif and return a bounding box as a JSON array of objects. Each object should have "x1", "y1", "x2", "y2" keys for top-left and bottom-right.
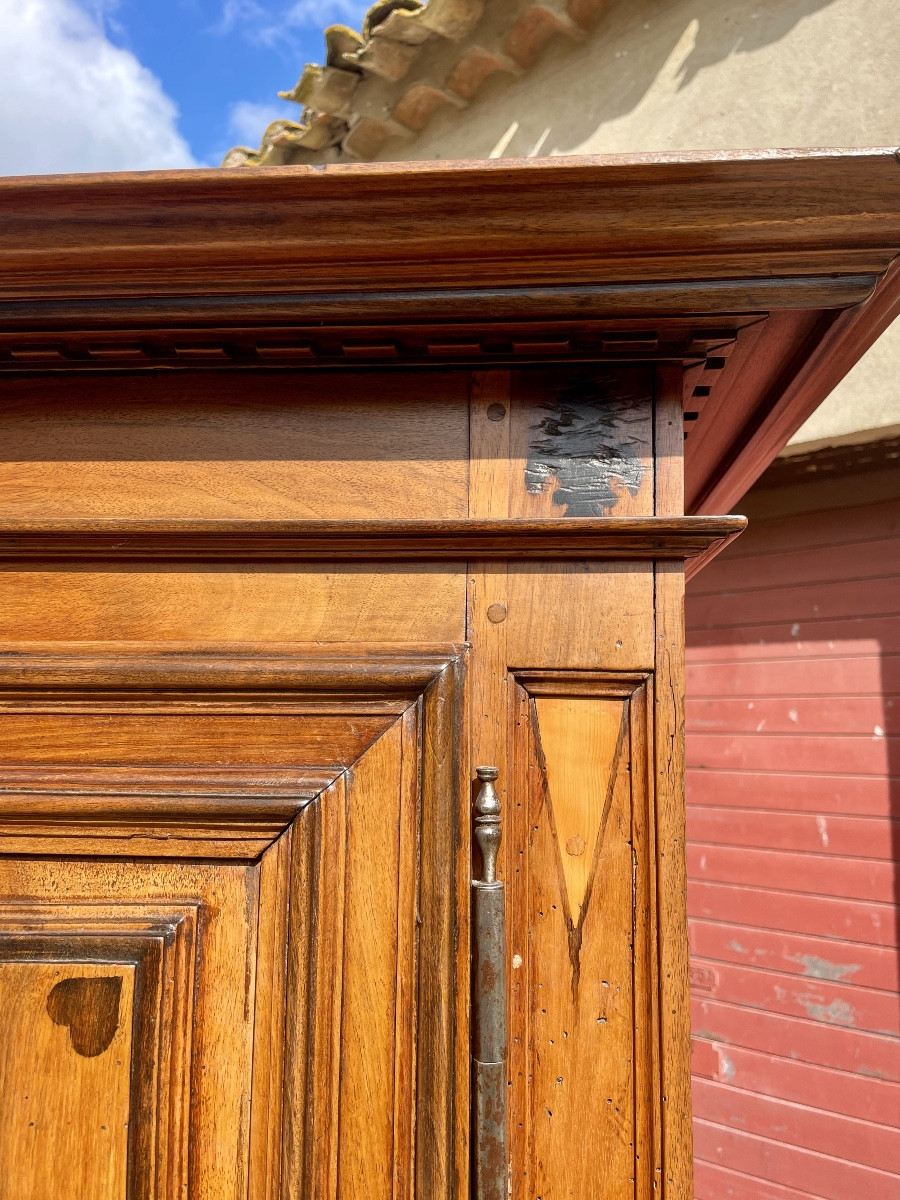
[{"x1": 531, "y1": 695, "x2": 629, "y2": 1001}]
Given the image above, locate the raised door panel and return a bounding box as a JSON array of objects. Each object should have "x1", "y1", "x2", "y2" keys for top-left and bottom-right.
[
  {"x1": 0, "y1": 650, "x2": 465, "y2": 1200},
  {"x1": 0, "y1": 959, "x2": 135, "y2": 1200},
  {"x1": 0, "y1": 874, "x2": 240, "y2": 1200}
]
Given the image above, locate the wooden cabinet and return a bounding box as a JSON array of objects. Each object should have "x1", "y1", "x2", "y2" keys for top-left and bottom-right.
[
  {"x1": 1, "y1": 152, "x2": 897, "y2": 1199},
  {"x1": 0, "y1": 364, "x2": 729, "y2": 1200}
]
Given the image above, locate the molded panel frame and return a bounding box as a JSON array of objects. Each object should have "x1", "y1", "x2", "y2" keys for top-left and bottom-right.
[{"x1": 0, "y1": 648, "x2": 468, "y2": 1200}]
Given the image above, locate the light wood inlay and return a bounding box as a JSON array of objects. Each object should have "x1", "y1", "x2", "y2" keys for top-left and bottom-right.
[{"x1": 533, "y1": 696, "x2": 626, "y2": 922}]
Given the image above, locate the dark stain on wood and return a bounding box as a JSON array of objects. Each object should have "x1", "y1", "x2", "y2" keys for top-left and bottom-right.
[
  {"x1": 525, "y1": 375, "x2": 647, "y2": 515},
  {"x1": 46, "y1": 975, "x2": 123, "y2": 1057}
]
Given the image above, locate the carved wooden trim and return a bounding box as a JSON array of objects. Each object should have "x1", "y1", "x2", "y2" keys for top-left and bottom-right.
[
  {"x1": 513, "y1": 669, "x2": 650, "y2": 697},
  {"x1": 0, "y1": 650, "x2": 456, "y2": 698},
  {"x1": 0, "y1": 317, "x2": 753, "y2": 372},
  {"x1": 0, "y1": 516, "x2": 746, "y2": 562},
  {"x1": 0, "y1": 318, "x2": 745, "y2": 370},
  {"x1": 0, "y1": 767, "x2": 328, "y2": 859}
]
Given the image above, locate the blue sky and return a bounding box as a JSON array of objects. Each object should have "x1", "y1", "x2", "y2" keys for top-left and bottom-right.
[
  {"x1": 0, "y1": 0, "x2": 371, "y2": 175},
  {"x1": 100, "y1": 0, "x2": 369, "y2": 161}
]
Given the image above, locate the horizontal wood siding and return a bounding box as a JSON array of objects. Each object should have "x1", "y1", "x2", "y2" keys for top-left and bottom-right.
[{"x1": 685, "y1": 480, "x2": 900, "y2": 1199}]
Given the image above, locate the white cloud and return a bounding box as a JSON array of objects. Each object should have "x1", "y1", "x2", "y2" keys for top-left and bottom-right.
[
  {"x1": 228, "y1": 99, "x2": 295, "y2": 146},
  {"x1": 283, "y1": 0, "x2": 368, "y2": 27},
  {"x1": 0, "y1": 0, "x2": 197, "y2": 176},
  {"x1": 215, "y1": 0, "x2": 369, "y2": 46},
  {"x1": 216, "y1": 0, "x2": 267, "y2": 36}
]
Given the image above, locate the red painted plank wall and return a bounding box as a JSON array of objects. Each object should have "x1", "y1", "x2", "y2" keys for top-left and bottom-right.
[{"x1": 685, "y1": 461, "x2": 900, "y2": 1200}]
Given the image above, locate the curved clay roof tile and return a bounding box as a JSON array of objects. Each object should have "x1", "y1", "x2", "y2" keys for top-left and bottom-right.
[{"x1": 223, "y1": 0, "x2": 608, "y2": 168}]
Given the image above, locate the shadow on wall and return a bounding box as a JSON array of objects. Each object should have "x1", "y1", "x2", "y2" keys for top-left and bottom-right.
[
  {"x1": 673, "y1": 0, "x2": 838, "y2": 88},
  {"x1": 389, "y1": 0, "x2": 841, "y2": 160}
]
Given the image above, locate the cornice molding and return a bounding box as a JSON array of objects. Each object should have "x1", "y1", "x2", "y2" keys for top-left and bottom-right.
[
  {"x1": 0, "y1": 516, "x2": 746, "y2": 563},
  {"x1": 1, "y1": 153, "x2": 898, "y2": 519},
  {"x1": 1, "y1": 151, "x2": 898, "y2": 306}
]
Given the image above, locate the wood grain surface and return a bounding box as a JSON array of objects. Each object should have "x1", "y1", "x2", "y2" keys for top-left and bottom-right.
[
  {"x1": 0, "y1": 651, "x2": 465, "y2": 1199},
  {"x1": 0, "y1": 294, "x2": 734, "y2": 1200},
  {"x1": 1, "y1": 150, "x2": 897, "y2": 297},
  {"x1": 0, "y1": 564, "x2": 466, "y2": 642},
  {"x1": 0, "y1": 372, "x2": 469, "y2": 520}
]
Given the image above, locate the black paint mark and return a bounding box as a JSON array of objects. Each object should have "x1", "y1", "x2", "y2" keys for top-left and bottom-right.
[
  {"x1": 47, "y1": 976, "x2": 123, "y2": 1057},
  {"x1": 525, "y1": 377, "x2": 647, "y2": 515}
]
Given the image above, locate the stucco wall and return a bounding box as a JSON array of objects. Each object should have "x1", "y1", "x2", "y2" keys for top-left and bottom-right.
[{"x1": 376, "y1": 0, "x2": 900, "y2": 449}]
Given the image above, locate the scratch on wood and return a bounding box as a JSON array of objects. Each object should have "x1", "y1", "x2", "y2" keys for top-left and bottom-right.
[{"x1": 525, "y1": 375, "x2": 648, "y2": 515}]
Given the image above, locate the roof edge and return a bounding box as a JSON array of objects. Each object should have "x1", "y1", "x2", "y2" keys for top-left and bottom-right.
[{"x1": 221, "y1": 0, "x2": 610, "y2": 167}]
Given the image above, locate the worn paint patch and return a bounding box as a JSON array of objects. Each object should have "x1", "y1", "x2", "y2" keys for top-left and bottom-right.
[
  {"x1": 815, "y1": 815, "x2": 830, "y2": 848},
  {"x1": 857, "y1": 1065, "x2": 891, "y2": 1080},
  {"x1": 524, "y1": 376, "x2": 647, "y2": 515},
  {"x1": 799, "y1": 996, "x2": 856, "y2": 1026},
  {"x1": 717, "y1": 1050, "x2": 736, "y2": 1083},
  {"x1": 788, "y1": 953, "x2": 861, "y2": 982},
  {"x1": 47, "y1": 975, "x2": 123, "y2": 1056}
]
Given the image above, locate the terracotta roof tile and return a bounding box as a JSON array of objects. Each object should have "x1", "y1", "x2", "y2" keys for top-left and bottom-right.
[{"x1": 222, "y1": 0, "x2": 608, "y2": 167}]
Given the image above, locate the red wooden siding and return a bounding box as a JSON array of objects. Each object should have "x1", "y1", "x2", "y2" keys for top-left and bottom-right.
[{"x1": 685, "y1": 477, "x2": 900, "y2": 1200}]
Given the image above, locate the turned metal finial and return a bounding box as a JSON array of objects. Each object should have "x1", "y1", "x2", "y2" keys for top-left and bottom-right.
[{"x1": 474, "y1": 765, "x2": 502, "y2": 885}]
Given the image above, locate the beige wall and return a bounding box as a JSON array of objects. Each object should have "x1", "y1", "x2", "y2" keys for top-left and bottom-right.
[{"x1": 377, "y1": 0, "x2": 900, "y2": 449}]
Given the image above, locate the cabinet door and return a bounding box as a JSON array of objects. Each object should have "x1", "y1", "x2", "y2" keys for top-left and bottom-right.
[{"x1": 0, "y1": 650, "x2": 466, "y2": 1200}]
